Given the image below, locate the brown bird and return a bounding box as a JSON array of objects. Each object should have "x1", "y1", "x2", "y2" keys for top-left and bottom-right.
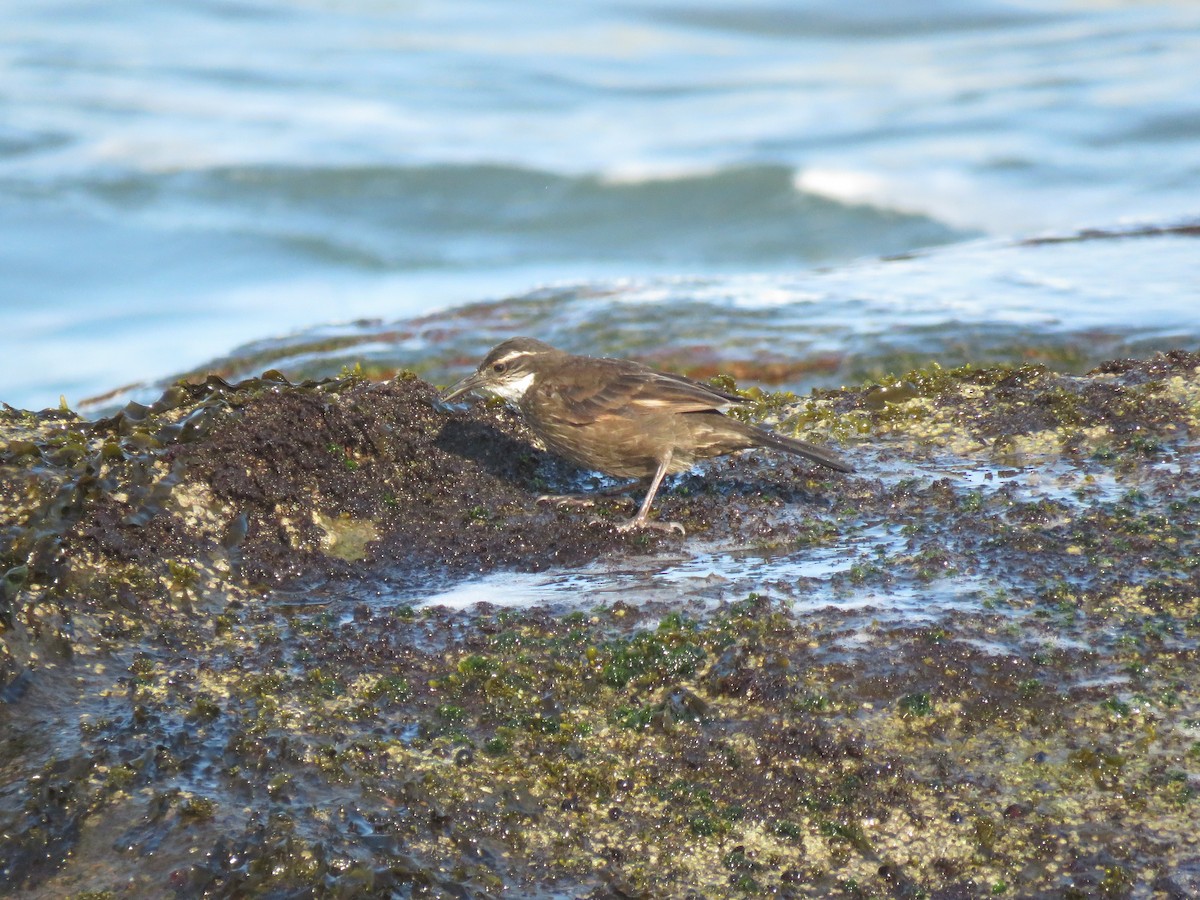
[{"x1": 441, "y1": 337, "x2": 853, "y2": 534}]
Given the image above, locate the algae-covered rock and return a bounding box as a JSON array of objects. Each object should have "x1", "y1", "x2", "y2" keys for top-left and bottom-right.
[{"x1": 2, "y1": 353, "x2": 1199, "y2": 897}]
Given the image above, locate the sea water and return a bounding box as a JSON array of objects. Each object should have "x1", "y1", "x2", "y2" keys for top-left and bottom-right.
[{"x1": 1, "y1": 0, "x2": 1199, "y2": 409}]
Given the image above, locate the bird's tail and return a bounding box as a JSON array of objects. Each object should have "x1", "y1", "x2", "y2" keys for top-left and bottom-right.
[{"x1": 747, "y1": 423, "x2": 855, "y2": 473}]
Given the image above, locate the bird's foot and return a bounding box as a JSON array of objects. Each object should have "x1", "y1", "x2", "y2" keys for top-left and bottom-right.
[{"x1": 614, "y1": 516, "x2": 686, "y2": 536}]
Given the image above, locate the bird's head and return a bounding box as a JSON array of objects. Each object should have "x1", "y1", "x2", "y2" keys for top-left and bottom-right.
[{"x1": 441, "y1": 337, "x2": 560, "y2": 404}]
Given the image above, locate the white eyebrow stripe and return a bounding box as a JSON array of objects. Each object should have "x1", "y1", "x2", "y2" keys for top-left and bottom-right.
[{"x1": 492, "y1": 350, "x2": 536, "y2": 366}]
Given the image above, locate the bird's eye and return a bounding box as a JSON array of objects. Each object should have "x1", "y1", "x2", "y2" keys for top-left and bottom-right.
[{"x1": 492, "y1": 362, "x2": 508, "y2": 374}]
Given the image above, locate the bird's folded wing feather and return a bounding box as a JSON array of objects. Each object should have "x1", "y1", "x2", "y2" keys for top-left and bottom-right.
[{"x1": 550, "y1": 363, "x2": 745, "y2": 424}]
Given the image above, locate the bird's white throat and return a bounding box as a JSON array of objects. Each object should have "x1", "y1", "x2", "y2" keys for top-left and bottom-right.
[{"x1": 488, "y1": 371, "x2": 536, "y2": 403}]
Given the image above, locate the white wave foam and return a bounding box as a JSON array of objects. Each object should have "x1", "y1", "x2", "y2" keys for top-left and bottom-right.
[
  {"x1": 794, "y1": 165, "x2": 1002, "y2": 233},
  {"x1": 794, "y1": 167, "x2": 895, "y2": 209}
]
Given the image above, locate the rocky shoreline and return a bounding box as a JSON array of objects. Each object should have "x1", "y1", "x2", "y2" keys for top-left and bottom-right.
[{"x1": 3, "y1": 352, "x2": 1199, "y2": 897}]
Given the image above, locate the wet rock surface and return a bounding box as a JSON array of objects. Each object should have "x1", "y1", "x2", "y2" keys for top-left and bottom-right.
[{"x1": 2, "y1": 352, "x2": 1200, "y2": 898}]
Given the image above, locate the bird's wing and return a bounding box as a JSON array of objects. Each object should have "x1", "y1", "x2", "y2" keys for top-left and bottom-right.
[{"x1": 548, "y1": 360, "x2": 745, "y2": 424}]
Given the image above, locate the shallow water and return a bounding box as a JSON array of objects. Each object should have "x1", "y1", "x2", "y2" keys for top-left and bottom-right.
[
  {"x1": 409, "y1": 533, "x2": 1000, "y2": 627},
  {"x1": 76, "y1": 224, "x2": 1200, "y2": 416},
  {"x1": 3, "y1": 0, "x2": 1199, "y2": 408}
]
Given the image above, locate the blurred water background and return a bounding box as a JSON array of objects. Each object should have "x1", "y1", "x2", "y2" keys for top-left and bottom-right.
[{"x1": 2, "y1": 0, "x2": 1199, "y2": 411}]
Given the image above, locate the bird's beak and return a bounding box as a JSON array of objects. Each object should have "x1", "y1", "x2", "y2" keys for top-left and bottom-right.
[{"x1": 441, "y1": 371, "x2": 488, "y2": 402}]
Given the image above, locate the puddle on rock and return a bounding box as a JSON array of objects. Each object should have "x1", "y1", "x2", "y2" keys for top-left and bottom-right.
[{"x1": 406, "y1": 525, "x2": 1004, "y2": 634}]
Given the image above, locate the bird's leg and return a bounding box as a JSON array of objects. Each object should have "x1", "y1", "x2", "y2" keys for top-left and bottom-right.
[
  {"x1": 537, "y1": 479, "x2": 642, "y2": 509},
  {"x1": 616, "y1": 452, "x2": 685, "y2": 535}
]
